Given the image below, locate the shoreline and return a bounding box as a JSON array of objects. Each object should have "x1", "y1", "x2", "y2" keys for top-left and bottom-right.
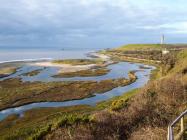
[{"x1": 0, "y1": 58, "x2": 53, "y2": 65}]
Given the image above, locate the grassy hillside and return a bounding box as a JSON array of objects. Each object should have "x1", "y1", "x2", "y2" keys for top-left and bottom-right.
[
  {"x1": 116, "y1": 44, "x2": 162, "y2": 51},
  {"x1": 170, "y1": 50, "x2": 187, "y2": 74},
  {"x1": 115, "y1": 44, "x2": 187, "y2": 51}
]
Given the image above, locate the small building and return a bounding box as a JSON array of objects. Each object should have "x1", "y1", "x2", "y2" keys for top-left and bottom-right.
[{"x1": 162, "y1": 48, "x2": 169, "y2": 55}]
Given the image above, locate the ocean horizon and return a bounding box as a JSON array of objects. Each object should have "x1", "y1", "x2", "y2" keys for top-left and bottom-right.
[{"x1": 0, "y1": 46, "x2": 108, "y2": 62}]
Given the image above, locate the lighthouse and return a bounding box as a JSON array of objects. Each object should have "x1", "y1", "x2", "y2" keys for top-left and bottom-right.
[
  {"x1": 161, "y1": 34, "x2": 165, "y2": 44},
  {"x1": 161, "y1": 34, "x2": 169, "y2": 54}
]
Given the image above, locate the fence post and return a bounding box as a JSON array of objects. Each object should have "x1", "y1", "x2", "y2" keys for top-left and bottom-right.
[
  {"x1": 167, "y1": 126, "x2": 170, "y2": 140},
  {"x1": 181, "y1": 117, "x2": 184, "y2": 140},
  {"x1": 168, "y1": 126, "x2": 173, "y2": 140}
]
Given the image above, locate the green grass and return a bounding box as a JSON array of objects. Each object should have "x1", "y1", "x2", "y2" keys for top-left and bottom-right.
[
  {"x1": 169, "y1": 50, "x2": 187, "y2": 74},
  {"x1": 22, "y1": 69, "x2": 43, "y2": 77},
  {"x1": 53, "y1": 68, "x2": 110, "y2": 78},
  {"x1": 0, "y1": 105, "x2": 93, "y2": 140},
  {"x1": 96, "y1": 89, "x2": 139, "y2": 110},
  {"x1": 116, "y1": 44, "x2": 162, "y2": 51},
  {"x1": 0, "y1": 66, "x2": 17, "y2": 76},
  {"x1": 52, "y1": 59, "x2": 105, "y2": 65}
]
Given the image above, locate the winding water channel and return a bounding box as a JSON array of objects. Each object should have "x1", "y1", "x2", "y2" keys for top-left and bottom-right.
[{"x1": 0, "y1": 52, "x2": 155, "y2": 121}]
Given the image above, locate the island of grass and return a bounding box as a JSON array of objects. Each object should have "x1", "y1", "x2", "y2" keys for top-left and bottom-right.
[
  {"x1": 52, "y1": 59, "x2": 105, "y2": 66},
  {"x1": 21, "y1": 68, "x2": 44, "y2": 77},
  {"x1": 0, "y1": 71, "x2": 137, "y2": 110},
  {"x1": 0, "y1": 66, "x2": 17, "y2": 78},
  {"x1": 53, "y1": 67, "x2": 110, "y2": 78}
]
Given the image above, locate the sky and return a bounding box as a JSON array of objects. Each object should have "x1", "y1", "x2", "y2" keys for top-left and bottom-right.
[{"x1": 0, "y1": 0, "x2": 187, "y2": 48}]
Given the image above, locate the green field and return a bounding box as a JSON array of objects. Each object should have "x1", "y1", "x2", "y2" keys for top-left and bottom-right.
[{"x1": 115, "y1": 44, "x2": 162, "y2": 51}]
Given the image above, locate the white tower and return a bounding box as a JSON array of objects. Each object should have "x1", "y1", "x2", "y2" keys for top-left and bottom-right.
[{"x1": 161, "y1": 34, "x2": 165, "y2": 44}]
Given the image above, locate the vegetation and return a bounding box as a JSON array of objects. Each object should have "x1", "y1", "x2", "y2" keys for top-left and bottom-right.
[
  {"x1": 0, "y1": 71, "x2": 137, "y2": 110},
  {"x1": 0, "y1": 66, "x2": 17, "y2": 78},
  {"x1": 116, "y1": 44, "x2": 162, "y2": 51},
  {"x1": 0, "y1": 105, "x2": 93, "y2": 140},
  {"x1": 0, "y1": 88, "x2": 140, "y2": 140},
  {"x1": 52, "y1": 59, "x2": 105, "y2": 65},
  {"x1": 22, "y1": 69, "x2": 43, "y2": 77},
  {"x1": 53, "y1": 68, "x2": 110, "y2": 78}
]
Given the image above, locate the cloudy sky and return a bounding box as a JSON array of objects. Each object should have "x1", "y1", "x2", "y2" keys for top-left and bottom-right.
[{"x1": 0, "y1": 0, "x2": 187, "y2": 48}]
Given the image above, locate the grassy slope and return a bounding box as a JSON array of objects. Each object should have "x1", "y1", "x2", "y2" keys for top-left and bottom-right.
[
  {"x1": 115, "y1": 44, "x2": 162, "y2": 51},
  {"x1": 170, "y1": 50, "x2": 187, "y2": 74}
]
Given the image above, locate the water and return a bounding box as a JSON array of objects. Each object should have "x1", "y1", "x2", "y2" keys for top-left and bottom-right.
[
  {"x1": 0, "y1": 63, "x2": 154, "y2": 121},
  {"x1": 1, "y1": 62, "x2": 152, "y2": 82},
  {"x1": 0, "y1": 47, "x2": 96, "y2": 62}
]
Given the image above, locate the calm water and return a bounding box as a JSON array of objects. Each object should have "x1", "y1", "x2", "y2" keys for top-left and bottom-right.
[{"x1": 0, "y1": 47, "x2": 99, "y2": 62}]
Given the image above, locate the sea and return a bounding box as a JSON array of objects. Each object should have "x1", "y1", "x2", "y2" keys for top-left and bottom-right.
[{"x1": 0, "y1": 46, "x2": 105, "y2": 62}]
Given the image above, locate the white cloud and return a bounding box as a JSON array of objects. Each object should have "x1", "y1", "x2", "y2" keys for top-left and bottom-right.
[
  {"x1": 0, "y1": 0, "x2": 187, "y2": 46},
  {"x1": 139, "y1": 21, "x2": 187, "y2": 34}
]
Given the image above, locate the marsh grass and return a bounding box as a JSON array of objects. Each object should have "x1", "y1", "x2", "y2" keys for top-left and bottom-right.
[
  {"x1": 53, "y1": 68, "x2": 110, "y2": 78},
  {"x1": 52, "y1": 59, "x2": 105, "y2": 65},
  {"x1": 0, "y1": 66, "x2": 17, "y2": 78},
  {"x1": 22, "y1": 69, "x2": 44, "y2": 77}
]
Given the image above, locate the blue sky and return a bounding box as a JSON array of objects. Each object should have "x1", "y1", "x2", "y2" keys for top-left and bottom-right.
[{"x1": 0, "y1": 0, "x2": 187, "y2": 48}]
